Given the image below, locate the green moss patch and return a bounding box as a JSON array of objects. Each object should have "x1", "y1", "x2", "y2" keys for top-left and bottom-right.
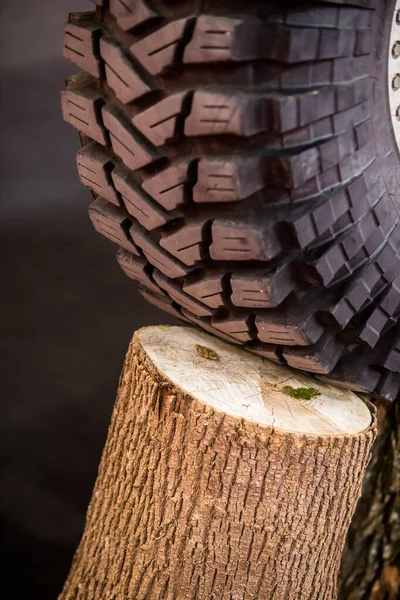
[{"x1": 283, "y1": 385, "x2": 320, "y2": 401}]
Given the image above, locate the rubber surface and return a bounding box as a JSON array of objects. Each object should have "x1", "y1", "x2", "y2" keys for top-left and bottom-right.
[{"x1": 62, "y1": 0, "x2": 400, "y2": 401}]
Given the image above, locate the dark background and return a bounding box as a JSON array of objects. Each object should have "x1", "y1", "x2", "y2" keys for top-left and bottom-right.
[{"x1": 0, "y1": 1, "x2": 175, "y2": 597}]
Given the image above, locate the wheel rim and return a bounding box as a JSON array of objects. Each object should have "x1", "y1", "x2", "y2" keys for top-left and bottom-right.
[{"x1": 389, "y1": 2, "x2": 400, "y2": 151}]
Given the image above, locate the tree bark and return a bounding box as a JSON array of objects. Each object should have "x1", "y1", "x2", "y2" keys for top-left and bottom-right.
[
  {"x1": 339, "y1": 400, "x2": 400, "y2": 600},
  {"x1": 59, "y1": 326, "x2": 376, "y2": 600}
]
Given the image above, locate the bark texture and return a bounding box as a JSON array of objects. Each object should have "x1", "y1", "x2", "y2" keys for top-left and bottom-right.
[
  {"x1": 59, "y1": 330, "x2": 376, "y2": 600},
  {"x1": 339, "y1": 400, "x2": 400, "y2": 600}
]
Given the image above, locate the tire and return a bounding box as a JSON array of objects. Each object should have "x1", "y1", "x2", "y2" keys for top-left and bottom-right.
[{"x1": 62, "y1": 0, "x2": 400, "y2": 401}]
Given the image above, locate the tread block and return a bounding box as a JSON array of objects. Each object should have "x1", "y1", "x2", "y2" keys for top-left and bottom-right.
[
  {"x1": 181, "y1": 310, "x2": 242, "y2": 345},
  {"x1": 184, "y1": 17, "x2": 353, "y2": 65},
  {"x1": 381, "y1": 328, "x2": 400, "y2": 373},
  {"x1": 275, "y1": 85, "x2": 370, "y2": 138},
  {"x1": 89, "y1": 197, "x2": 140, "y2": 254},
  {"x1": 329, "y1": 226, "x2": 400, "y2": 327},
  {"x1": 211, "y1": 313, "x2": 255, "y2": 343},
  {"x1": 231, "y1": 264, "x2": 295, "y2": 309},
  {"x1": 116, "y1": 248, "x2": 160, "y2": 292},
  {"x1": 296, "y1": 89, "x2": 336, "y2": 130},
  {"x1": 109, "y1": 0, "x2": 159, "y2": 32},
  {"x1": 289, "y1": 177, "x2": 383, "y2": 251},
  {"x1": 132, "y1": 92, "x2": 188, "y2": 146},
  {"x1": 275, "y1": 5, "x2": 372, "y2": 30},
  {"x1": 272, "y1": 89, "x2": 331, "y2": 135},
  {"x1": 102, "y1": 103, "x2": 158, "y2": 170},
  {"x1": 246, "y1": 342, "x2": 283, "y2": 364},
  {"x1": 77, "y1": 142, "x2": 120, "y2": 205},
  {"x1": 79, "y1": 132, "x2": 93, "y2": 147},
  {"x1": 355, "y1": 29, "x2": 373, "y2": 56},
  {"x1": 375, "y1": 371, "x2": 400, "y2": 402},
  {"x1": 319, "y1": 349, "x2": 382, "y2": 393},
  {"x1": 139, "y1": 286, "x2": 186, "y2": 321},
  {"x1": 290, "y1": 142, "x2": 374, "y2": 203},
  {"x1": 194, "y1": 156, "x2": 265, "y2": 204},
  {"x1": 313, "y1": 1, "x2": 376, "y2": 15},
  {"x1": 276, "y1": 27, "x2": 320, "y2": 63},
  {"x1": 289, "y1": 147, "x2": 321, "y2": 188},
  {"x1": 183, "y1": 15, "x2": 240, "y2": 64},
  {"x1": 289, "y1": 192, "x2": 349, "y2": 250},
  {"x1": 130, "y1": 222, "x2": 190, "y2": 278},
  {"x1": 210, "y1": 218, "x2": 281, "y2": 262},
  {"x1": 272, "y1": 6, "x2": 336, "y2": 28},
  {"x1": 63, "y1": 13, "x2": 102, "y2": 78},
  {"x1": 332, "y1": 101, "x2": 371, "y2": 137},
  {"x1": 332, "y1": 55, "x2": 370, "y2": 85},
  {"x1": 318, "y1": 130, "x2": 356, "y2": 172},
  {"x1": 61, "y1": 82, "x2": 107, "y2": 145},
  {"x1": 112, "y1": 165, "x2": 170, "y2": 230},
  {"x1": 100, "y1": 36, "x2": 152, "y2": 104},
  {"x1": 339, "y1": 6, "x2": 373, "y2": 28},
  {"x1": 328, "y1": 263, "x2": 383, "y2": 328},
  {"x1": 142, "y1": 162, "x2": 189, "y2": 211},
  {"x1": 159, "y1": 219, "x2": 210, "y2": 266},
  {"x1": 256, "y1": 297, "x2": 326, "y2": 346},
  {"x1": 359, "y1": 274, "x2": 400, "y2": 347},
  {"x1": 305, "y1": 209, "x2": 381, "y2": 286},
  {"x1": 283, "y1": 333, "x2": 345, "y2": 374},
  {"x1": 318, "y1": 28, "x2": 356, "y2": 61},
  {"x1": 336, "y1": 78, "x2": 372, "y2": 113},
  {"x1": 153, "y1": 270, "x2": 214, "y2": 317},
  {"x1": 183, "y1": 273, "x2": 227, "y2": 309},
  {"x1": 268, "y1": 26, "x2": 319, "y2": 63},
  {"x1": 276, "y1": 53, "x2": 367, "y2": 89},
  {"x1": 194, "y1": 149, "x2": 322, "y2": 203},
  {"x1": 185, "y1": 90, "x2": 269, "y2": 138},
  {"x1": 130, "y1": 18, "x2": 189, "y2": 75}
]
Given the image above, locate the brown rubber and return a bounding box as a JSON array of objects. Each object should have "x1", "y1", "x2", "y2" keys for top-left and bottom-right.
[{"x1": 62, "y1": 0, "x2": 400, "y2": 401}]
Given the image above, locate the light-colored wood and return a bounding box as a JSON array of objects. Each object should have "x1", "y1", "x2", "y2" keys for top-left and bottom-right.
[
  {"x1": 139, "y1": 326, "x2": 371, "y2": 435},
  {"x1": 59, "y1": 326, "x2": 377, "y2": 600}
]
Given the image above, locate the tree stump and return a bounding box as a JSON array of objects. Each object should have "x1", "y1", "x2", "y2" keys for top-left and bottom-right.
[{"x1": 59, "y1": 326, "x2": 376, "y2": 600}]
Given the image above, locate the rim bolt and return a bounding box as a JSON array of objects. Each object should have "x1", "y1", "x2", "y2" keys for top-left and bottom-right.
[
  {"x1": 393, "y1": 42, "x2": 400, "y2": 58},
  {"x1": 392, "y1": 74, "x2": 400, "y2": 90},
  {"x1": 396, "y1": 106, "x2": 400, "y2": 120}
]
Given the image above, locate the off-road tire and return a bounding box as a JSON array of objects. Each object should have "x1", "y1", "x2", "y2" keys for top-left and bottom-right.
[{"x1": 62, "y1": 0, "x2": 400, "y2": 401}]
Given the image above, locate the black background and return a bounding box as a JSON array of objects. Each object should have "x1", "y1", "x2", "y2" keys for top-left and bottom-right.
[{"x1": 0, "y1": 1, "x2": 175, "y2": 597}]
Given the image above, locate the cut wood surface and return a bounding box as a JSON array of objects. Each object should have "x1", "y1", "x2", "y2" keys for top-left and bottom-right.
[
  {"x1": 59, "y1": 326, "x2": 377, "y2": 600},
  {"x1": 140, "y1": 326, "x2": 372, "y2": 436}
]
